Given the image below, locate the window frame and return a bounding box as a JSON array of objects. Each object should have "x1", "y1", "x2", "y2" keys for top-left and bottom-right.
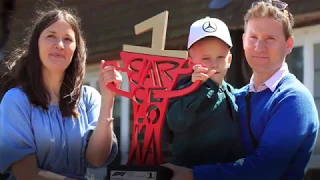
[
  {"x1": 292, "y1": 24, "x2": 320, "y2": 169},
  {"x1": 292, "y1": 24, "x2": 320, "y2": 96}
]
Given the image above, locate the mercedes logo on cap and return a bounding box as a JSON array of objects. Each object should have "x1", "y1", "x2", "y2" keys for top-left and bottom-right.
[{"x1": 202, "y1": 20, "x2": 217, "y2": 33}]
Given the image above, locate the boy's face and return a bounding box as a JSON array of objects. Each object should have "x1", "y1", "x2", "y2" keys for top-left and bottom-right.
[{"x1": 189, "y1": 37, "x2": 232, "y2": 83}]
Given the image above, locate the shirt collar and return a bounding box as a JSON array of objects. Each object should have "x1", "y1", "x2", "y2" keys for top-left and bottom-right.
[{"x1": 249, "y1": 62, "x2": 289, "y2": 92}]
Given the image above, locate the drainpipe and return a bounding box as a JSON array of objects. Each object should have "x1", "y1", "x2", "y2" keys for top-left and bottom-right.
[{"x1": 120, "y1": 73, "x2": 130, "y2": 164}]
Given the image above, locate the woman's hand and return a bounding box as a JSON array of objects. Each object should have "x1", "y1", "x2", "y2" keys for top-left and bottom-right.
[{"x1": 99, "y1": 60, "x2": 122, "y2": 99}]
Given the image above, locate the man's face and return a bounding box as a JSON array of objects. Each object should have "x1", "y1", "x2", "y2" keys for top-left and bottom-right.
[{"x1": 243, "y1": 17, "x2": 294, "y2": 77}]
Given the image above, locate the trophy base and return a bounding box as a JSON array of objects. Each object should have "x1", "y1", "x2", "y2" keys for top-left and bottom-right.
[{"x1": 106, "y1": 165, "x2": 173, "y2": 180}]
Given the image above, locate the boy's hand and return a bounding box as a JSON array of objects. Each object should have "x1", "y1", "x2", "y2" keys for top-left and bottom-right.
[{"x1": 191, "y1": 64, "x2": 216, "y2": 83}]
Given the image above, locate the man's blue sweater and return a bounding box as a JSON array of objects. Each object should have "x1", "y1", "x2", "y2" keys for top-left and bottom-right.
[{"x1": 193, "y1": 74, "x2": 319, "y2": 180}]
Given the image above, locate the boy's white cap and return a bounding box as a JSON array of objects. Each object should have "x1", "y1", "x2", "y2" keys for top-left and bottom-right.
[{"x1": 187, "y1": 16, "x2": 233, "y2": 49}]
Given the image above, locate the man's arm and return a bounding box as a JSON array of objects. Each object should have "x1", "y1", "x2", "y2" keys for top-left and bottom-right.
[{"x1": 192, "y1": 91, "x2": 319, "y2": 180}]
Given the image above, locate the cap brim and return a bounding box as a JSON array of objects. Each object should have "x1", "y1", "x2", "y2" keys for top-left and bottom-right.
[{"x1": 188, "y1": 35, "x2": 232, "y2": 49}]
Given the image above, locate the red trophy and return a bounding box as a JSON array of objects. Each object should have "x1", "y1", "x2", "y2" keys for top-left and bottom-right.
[{"x1": 105, "y1": 11, "x2": 201, "y2": 180}]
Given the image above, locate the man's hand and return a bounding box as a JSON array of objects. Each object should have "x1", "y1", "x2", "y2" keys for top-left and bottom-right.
[{"x1": 162, "y1": 163, "x2": 194, "y2": 180}]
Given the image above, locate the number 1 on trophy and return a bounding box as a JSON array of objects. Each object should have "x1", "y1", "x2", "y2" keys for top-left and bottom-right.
[{"x1": 123, "y1": 11, "x2": 188, "y2": 59}]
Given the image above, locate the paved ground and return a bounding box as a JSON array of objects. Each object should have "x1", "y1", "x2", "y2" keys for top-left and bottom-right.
[{"x1": 86, "y1": 168, "x2": 107, "y2": 180}]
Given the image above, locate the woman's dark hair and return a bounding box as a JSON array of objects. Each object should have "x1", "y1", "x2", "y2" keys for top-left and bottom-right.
[{"x1": 1, "y1": 7, "x2": 87, "y2": 118}]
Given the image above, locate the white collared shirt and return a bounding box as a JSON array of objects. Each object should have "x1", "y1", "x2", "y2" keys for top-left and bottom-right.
[{"x1": 249, "y1": 63, "x2": 290, "y2": 92}]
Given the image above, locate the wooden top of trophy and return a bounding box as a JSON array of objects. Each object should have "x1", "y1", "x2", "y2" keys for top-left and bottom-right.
[{"x1": 123, "y1": 11, "x2": 188, "y2": 59}]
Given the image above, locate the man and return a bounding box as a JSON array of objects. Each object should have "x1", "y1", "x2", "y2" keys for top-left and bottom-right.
[{"x1": 163, "y1": 0, "x2": 319, "y2": 179}]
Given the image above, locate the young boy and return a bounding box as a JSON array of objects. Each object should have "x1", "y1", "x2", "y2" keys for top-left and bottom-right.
[{"x1": 164, "y1": 17, "x2": 246, "y2": 168}]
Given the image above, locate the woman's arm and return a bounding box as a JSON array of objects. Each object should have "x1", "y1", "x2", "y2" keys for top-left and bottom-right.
[
  {"x1": 85, "y1": 62, "x2": 120, "y2": 167},
  {"x1": 0, "y1": 88, "x2": 75, "y2": 179},
  {"x1": 85, "y1": 96, "x2": 116, "y2": 167},
  {"x1": 12, "y1": 154, "x2": 75, "y2": 180}
]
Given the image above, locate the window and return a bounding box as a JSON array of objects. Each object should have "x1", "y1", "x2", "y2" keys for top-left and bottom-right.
[
  {"x1": 286, "y1": 46, "x2": 304, "y2": 82},
  {"x1": 290, "y1": 25, "x2": 320, "y2": 160},
  {"x1": 291, "y1": 25, "x2": 320, "y2": 96}
]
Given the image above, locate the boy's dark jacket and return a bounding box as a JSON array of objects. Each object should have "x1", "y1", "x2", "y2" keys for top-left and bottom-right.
[{"x1": 163, "y1": 76, "x2": 247, "y2": 168}]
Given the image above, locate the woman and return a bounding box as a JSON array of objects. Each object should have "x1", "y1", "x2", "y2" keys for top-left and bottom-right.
[{"x1": 0, "y1": 8, "x2": 121, "y2": 180}]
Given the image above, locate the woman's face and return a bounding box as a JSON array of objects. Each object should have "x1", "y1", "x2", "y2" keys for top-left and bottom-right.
[{"x1": 38, "y1": 19, "x2": 76, "y2": 74}]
